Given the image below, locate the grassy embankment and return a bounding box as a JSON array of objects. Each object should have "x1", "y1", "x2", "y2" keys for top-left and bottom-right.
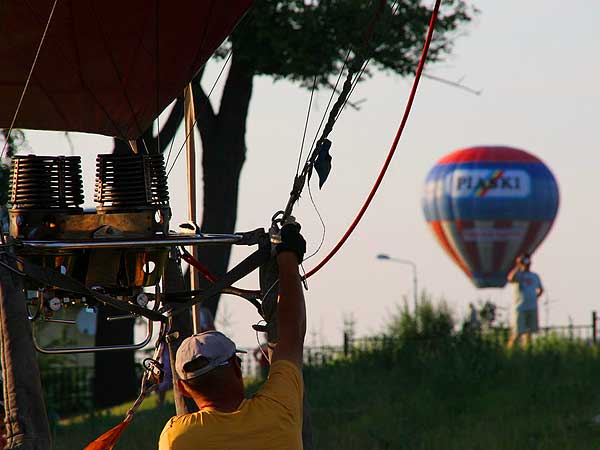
[{"x1": 54, "y1": 302, "x2": 600, "y2": 450}]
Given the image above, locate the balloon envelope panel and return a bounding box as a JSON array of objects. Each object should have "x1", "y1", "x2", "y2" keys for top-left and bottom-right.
[
  {"x1": 0, "y1": 0, "x2": 253, "y2": 139},
  {"x1": 422, "y1": 146, "x2": 559, "y2": 288}
]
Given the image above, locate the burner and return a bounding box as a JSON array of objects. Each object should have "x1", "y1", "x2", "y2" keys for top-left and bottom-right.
[
  {"x1": 94, "y1": 154, "x2": 169, "y2": 212},
  {"x1": 10, "y1": 155, "x2": 83, "y2": 210}
]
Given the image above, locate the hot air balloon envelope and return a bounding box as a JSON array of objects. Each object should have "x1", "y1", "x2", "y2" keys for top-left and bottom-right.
[
  {"x1": 0, "y1": 0, "x2": 253, "y2": 140},
  {"x1": 422, "y1": 146, "x2": 559, "y2": 288}
]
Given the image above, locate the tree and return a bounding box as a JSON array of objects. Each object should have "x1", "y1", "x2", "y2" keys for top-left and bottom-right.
[
  {"x1": 111, "y1": 1, "x2": 473, "y2": 318},
  {"x1": 97, "y1": 0, "x2": 473, "y2": 408},
  {"x1": 193, "y1": 0, "x2": 474, "y2": 316}
]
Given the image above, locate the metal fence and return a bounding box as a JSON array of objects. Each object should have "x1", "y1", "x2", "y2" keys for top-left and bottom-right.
[
  {"x1": 41, "y1": 365, "x2": 94, "y2": 416},
  {"x1": 484, "y1": 322, "x2": 598, "y2": 345},
  {"x1": 40, "y1": 314, "x2": 600, "y2": 416},
  {"x1": 540, "y1": 324, "x2": 596, "y2": 341}
]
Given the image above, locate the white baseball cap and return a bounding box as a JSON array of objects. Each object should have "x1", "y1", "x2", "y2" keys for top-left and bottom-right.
[{"x1": 175, "y1": 331, "x2": 246, "y2": 380}]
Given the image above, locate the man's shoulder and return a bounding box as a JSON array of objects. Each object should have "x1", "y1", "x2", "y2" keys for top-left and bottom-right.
[
  {"x1": 525, "y1": 271, "x2": 541, "y2": 281},
  {"x1": 159, "y1": 413, "x2": 208, "y2": 450},
  {"x1": 165, "y1": 413, "x2": 196, "y2": 426},
  {"x1": 160, "y1": 413, "x2": 201, "y2": 438}
]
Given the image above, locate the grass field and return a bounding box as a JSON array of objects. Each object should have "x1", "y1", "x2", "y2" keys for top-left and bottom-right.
[
  {"x1": 306, "y1": 336, "x2": 600, "y2": 450},
  {"x1": 53, "y1": 333, "x2": 600, "y2": 450},
  {"x1": 52, "y1": 297, "x2": 600, "y2": 449}
]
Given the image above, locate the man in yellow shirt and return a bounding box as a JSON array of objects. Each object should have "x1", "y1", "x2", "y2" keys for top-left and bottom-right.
[{"x1": 159, "y1": 223, "x2": 306, "y2": 450}]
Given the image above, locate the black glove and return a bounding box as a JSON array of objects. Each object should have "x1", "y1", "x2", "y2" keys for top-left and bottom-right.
[{"x1": 276, "y1": 223, "x2": 306, "y2": 263}]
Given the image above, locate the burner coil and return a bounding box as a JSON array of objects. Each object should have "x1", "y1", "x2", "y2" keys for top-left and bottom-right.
[
  {"x1": 95, "y1": 154, "x2": 169, "y2": 212},
  {"x1": 9, "y1": 155, "x2": 84, "y2": 210}
]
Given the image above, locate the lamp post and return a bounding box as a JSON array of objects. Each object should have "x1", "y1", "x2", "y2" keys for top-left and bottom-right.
[{"x1": 377, "y1": 253, "x2": 418, "y2": 311}]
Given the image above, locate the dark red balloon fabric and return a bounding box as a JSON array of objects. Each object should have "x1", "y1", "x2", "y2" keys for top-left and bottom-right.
[{"x1": 0, "y1": 0, "x2": 253, "y2": 139}]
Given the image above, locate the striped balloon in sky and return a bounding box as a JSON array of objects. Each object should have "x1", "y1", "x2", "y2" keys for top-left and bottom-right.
[{"x1": 422, "y1": 146, "x2": 559, "y2": 288}]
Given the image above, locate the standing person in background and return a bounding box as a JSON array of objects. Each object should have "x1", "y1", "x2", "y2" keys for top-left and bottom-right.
[
  {"x1": 464, "y1": 303, "x2": 481, "y2": 334},
  {"x1": 507, "y1": 253, "x2": 544, "y2": 347}
]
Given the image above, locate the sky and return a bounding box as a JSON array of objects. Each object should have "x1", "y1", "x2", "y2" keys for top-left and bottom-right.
[{"x1": 23, "y1": 0, "x2": 600, "y2": 347}]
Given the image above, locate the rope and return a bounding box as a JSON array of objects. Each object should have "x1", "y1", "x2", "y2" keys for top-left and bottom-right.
[
  {"x1": 1, "y1": 0, "x2": 59, "y2": 159},
  {"x1": 125, "y1": 384, "x2": 159, "y2": 421},
  {"x1": 304, "y1": 0, "x2": 442, "y2": 279},
  {"x1": 184, "y1": 0, "x2": 441, "y2": 296},
  {"x1": 312, "y1": 1, "x2": 385, "y2": 149},
  {"x1": 155, "y1": 0, "x2": 161, "y2": 156},
  {"x1": 296, "y1": 75, "x2": 317, "y2": 176},
  {"x1": 83, "y1": 350, "x2": 163, "y2": 450},
  {"x1": 165, "y1": 6, "x2": 257, "y2": 173},
  {"x1": 84, "y1": 316, "x2": 167, "y2": 450},
  {"x1": 166, "y1": 50, "x2": 233, "y2": 174},
  {"x1": 281, "y1": 0, "x2": 387, "y2": 220},
  {"x1": 307, "y1": 49, "x2": 351, "y2": 161}
]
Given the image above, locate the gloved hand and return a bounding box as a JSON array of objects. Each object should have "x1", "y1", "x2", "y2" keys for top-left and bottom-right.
[{"x1": 275, "y1": 222, "x2": 306, "y2": 264}]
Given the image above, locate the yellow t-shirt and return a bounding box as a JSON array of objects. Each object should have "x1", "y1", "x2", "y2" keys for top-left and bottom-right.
[{"x1": 159, "y1": 360, "x2": 303, "y2": 450}]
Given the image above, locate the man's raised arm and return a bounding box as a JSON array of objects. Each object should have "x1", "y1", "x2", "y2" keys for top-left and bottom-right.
[
  {"x1": 507, "y1": 264, "x2": 520, "y2": 283},
  {"x1": 271, "y1": 224, "x2": 306, "y2": 368}
]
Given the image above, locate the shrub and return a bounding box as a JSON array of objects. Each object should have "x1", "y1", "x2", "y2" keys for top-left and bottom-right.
[{"x1": 386, "y1": 291, "x2": 454, "y2": 341}]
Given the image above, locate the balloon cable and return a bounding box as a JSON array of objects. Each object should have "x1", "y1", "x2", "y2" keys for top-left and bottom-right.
[
  {"x1": 160, "y1": 0, "x2": 441, "y2": 298},
  {"x1": 304, "y1": 0, "x2": 442, "y2": 280},
  {"x1": 166, "y1": 51, "x2": 232, "y2": 177},
  {"x1": 1, "y1": 0, "x2": 59, "y2": 159}
]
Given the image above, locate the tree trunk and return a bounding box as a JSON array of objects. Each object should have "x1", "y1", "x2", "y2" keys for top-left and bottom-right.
[
  {"x1": 92, "y1": 309, "x2": 138, "y2": 408},
  {"x1": 0, "y1": 263, "x2": 51, "y2": 450},
  {"x1": 194, "y1": 53, "x2": 254, "y2": 317}
]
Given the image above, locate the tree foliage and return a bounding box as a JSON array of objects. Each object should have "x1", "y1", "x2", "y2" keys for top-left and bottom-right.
[
  {"x1": 189, "y1": 0, "x2": 475, "y2": 316},
  {"x1": 111, "y1": 0, "x2": 476, "y2": 319},
  {"x1": 220, "y1": 0, "x2": 474, "y2": 85}
]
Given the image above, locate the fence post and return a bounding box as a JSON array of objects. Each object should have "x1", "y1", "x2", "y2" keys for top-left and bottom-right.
[
  {"x1": 592, "y1": 311, "x2": 598, "y2": 345},
  {"x1": 568, "y1": 322, "x2": 574, "y2": 340},
  {"x1": 343, "y1": 332, "x2": 349, "y2": 357}
]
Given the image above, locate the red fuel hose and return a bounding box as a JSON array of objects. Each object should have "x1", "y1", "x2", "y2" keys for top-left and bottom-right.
[
  {"x1": 180, "y1": 0, "x2": 442, "y2": 292},
  {"x1": 304, "y1": 0, "x2": 442, "y2": 279}
]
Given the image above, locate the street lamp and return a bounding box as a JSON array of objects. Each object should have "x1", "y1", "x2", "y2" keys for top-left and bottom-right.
[{"x1": 376, "y1": 253, "x2": 418, "y2": 311}]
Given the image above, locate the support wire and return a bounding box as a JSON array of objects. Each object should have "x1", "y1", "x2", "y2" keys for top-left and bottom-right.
[
  {"x1": 1, "y1": 0, "x2": 59, "y2": 159},
  {"x1": 304, "y1": 0, "x2": 443, "y2": 279}
]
